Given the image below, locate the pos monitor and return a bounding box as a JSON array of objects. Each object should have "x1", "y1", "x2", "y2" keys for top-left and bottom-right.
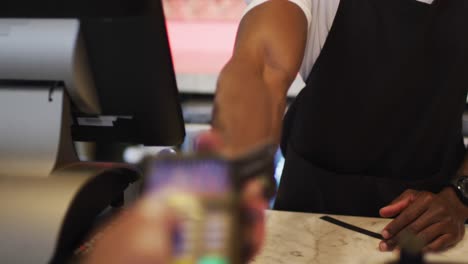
[
  {"x1": 0, "y1": 0, "x2": 185, "y2": 263},
  {"x1": 2, "y1": 0, "x2": 185, "y2": 146}
]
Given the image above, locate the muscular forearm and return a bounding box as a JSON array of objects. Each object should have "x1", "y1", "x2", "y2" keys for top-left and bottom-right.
[{"x1": 212, "y1": 58, "x2": 288, "y2": 157}]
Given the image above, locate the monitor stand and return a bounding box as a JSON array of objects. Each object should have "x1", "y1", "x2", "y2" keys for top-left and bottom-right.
[{"x1": 0, "y1": 85, "x2": 140, "y2": 263}]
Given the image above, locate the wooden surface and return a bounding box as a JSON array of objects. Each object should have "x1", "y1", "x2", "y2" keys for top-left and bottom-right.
[{"x1": 251, "y1": 210, "x2": 468, "y2": 264}]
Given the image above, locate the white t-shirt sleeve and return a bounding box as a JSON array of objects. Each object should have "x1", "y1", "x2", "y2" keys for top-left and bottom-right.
[
  {"x1": 243, "y1": 0, "x2": 340, "y2": 80},
  {"x1": 243, "y1": 0, "x2": 312, "y2": 27}
]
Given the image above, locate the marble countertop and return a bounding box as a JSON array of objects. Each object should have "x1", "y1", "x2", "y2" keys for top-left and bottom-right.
[{"x1": 251, "y1": 210, "x2": 468, "y2": 264}]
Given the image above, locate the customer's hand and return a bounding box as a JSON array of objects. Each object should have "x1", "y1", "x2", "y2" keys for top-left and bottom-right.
[
  {"x1": 379, "y1": 188, "x2": 468, "y2": 252},
  {"x1": 84, "y1": 192, "x2": 176, "y2": 264}
]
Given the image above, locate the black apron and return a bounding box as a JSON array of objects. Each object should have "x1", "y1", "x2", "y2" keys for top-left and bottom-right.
[{"x1": 275, "y1": 0, "x2": 468, "y2": 216}]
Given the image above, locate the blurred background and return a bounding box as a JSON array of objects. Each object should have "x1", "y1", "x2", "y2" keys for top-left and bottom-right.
[
  {"x1": 163, "y1": 0, "x2": 245, "y2": 20},
  {"x1": 164, "y1": 0, "x2": 244, "y2": 76}
]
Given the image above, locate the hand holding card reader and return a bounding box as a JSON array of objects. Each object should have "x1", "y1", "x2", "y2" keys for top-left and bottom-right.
[{"x1": 144, "y1": 144, "x2": 277, "y2": 264}]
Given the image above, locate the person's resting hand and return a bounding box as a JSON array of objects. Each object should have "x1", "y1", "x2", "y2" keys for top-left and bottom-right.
[
  {"x1": 84, "y1": 192, "x2": 176, "y2": 264},
  {"x1": 379, "y1": 188, "x2": 468, "y2": 252}
]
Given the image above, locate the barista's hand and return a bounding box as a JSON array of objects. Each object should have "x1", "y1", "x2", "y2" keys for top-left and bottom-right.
[
  {"x1": 379, "y1": 188, "x2": 468, "y2": 252},
  {"x1": 195, "y1": 129, "x2": 270, "y2": 259},
  {"x1": 194, "y1": 129, "x2": 224, "y2": 154},
  {"x1": 84, "y1": 192, "x2": 176, "y2": 264}
]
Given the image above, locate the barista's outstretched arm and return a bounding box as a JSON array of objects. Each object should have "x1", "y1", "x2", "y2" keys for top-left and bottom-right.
[{"x1": 212, "y1": 0, "x2": 308, "y2": 156}]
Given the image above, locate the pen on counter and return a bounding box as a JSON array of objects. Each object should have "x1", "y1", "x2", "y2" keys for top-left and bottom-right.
[{"x1": 320, "y1": 216, "x2": 384, "y2": 240}]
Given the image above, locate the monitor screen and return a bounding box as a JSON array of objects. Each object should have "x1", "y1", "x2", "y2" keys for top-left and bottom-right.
[{"x1": 1, "y1": 0, "x2": 186, "y2": 146}]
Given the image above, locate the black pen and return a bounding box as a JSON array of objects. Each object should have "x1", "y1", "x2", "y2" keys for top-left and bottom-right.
[{"x1": 320, "y1": 215, "x2": 384, "y2": 240}]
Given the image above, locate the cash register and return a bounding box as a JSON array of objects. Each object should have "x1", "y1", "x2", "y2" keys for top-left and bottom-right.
[{"x1": 0, "y1": 0, "x2": 185, "y2": 262}]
